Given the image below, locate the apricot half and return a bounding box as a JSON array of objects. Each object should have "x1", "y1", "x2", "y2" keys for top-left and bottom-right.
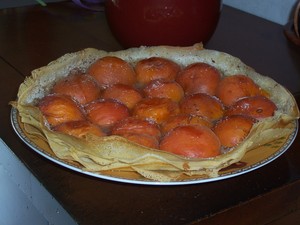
[
  {"x1": 51, "y1": 72, "x2": 101, "y2": 105},
  {"x1": 161, "y1": 114, "x2": 212, "y2": 134},
  {"x1": 38, "y1": 94, "x2": 85, "y2": 127},
  {"x1": 111, "y1": 117, "x2": 161, "y2": 139},
  {"x1": 135, "y1": 57, "x2": 181, "y2": 86},
  {"x1": 85, "y1": 99, "x2": 130, "y2": 128},
  {"x1": 143, "y1": 80, "x2": 184, "y2": 102},
  {"x1": 133, "y1": 97, "x2": 180, "y2": 124},
  {"x1": 216, "y1": 74, "x2": 263, "y2": 106},
  {"x1": 176, "y1": 62, "x2": 221, "y2": 96},
  {"x1": 225, "y1": 96, "x2": 277, "y2": 119},
  {"x1": 53, "y1": 120, "x2": 106, "y2": 138},
  {"x1": 180, "y1": 93, "x2": 224, "y2": 121},
  {"x1": 102, "y1": 84, "x2": 143, "y2": 109},
  {"x1": 160, "y1": 125, "x2": 221, "y2": 158},
  {"x1": 213, "y1": 115, "x2": 256, "y2": 148},
  {"x1": 88, "y1": 56, "x2": 136, "y2": 88},
  {"x1": 119, "y1": 133, "x2": 159, "y2": 149}
]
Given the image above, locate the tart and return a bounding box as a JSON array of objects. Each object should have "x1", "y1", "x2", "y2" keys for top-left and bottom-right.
[{"x1": 11, "y1": 44, "x2": 299, "y2": 182}]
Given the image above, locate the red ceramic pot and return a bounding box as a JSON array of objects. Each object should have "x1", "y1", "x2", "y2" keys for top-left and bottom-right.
[{"x1": 105, "y1": 0, "x2": 222, "y2": 48}]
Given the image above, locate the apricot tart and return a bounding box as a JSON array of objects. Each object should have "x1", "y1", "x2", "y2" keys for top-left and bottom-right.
[{"x1": 11, "y1": 44, "x2": 299, "y2": 182}]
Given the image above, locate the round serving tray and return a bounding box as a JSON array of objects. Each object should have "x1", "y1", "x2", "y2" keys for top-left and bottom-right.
[{"x1": 11, "y1": 108, "x2": 298, "y2": 185}]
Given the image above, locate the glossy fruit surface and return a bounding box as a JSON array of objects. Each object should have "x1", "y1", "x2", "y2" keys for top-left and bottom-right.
[
  {"x1": 38, "y1": 94, "x2": 85, "y2": 127},
  {"x1": 161, "y1": 114, "x2": 212, "y2": 134},
  {"x1": 85, "y1": 99, "x2": 130, "y2": 128},
  {"x1": 88, "y1": 56, "x2": 136, "y2": 88},
  {"x1": 135, "y1": 57, "x2": 181, "y2": 86},
  {"x1": 180, "y1": 93, "x2": 224, "y2": 121},
  {"x1": 143, "y1": 80, "x2": 184, "y2": 102},
  {"x1": 53, "y1": 120, "x2": 106, "y2": 138},
  {"x1": 213, "y1": 115, "x2": 255, "y2": 148},
  {"x1": 225, "y1": 96, "x2": 277, "y2": 119},
  {"x1": 111, "y1": 117, "x2": 161, "y2": 139},
  {"x1": 216, "y1": 74, "x2": 263, "y2": 106},
  {"x1": 51, "y1": 72, "x2": 101, "y2": 105},
  {"x1": 102, "y1": 84, "x2": 143, "y2": 109},
  {"x1": 133, "y1": 97, "x2": 180, "y2": 124},
  {"x1": 120, "y1": 133, "x2": 159, "y2": 149},
  {"x1": 176, "y1": 62, "x2": 221, "y2": 96},
  {"x1": 160, "y1": 125, "x2": 221, "y2": 158}
]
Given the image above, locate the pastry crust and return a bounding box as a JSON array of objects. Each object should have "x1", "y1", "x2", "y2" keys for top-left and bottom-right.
[{"x1": 12, "y1": 44, "x2": 300, "y2": 181}]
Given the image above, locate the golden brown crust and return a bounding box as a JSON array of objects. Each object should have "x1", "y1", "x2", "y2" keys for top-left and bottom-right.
[{"x1": 12, "y1": 44, "x2": 300, "y2": 182}]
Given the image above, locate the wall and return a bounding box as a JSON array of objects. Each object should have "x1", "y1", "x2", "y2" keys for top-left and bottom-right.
[
  {"x1": 223, "y1": 0, "x2": 298, "y2": 25},
  {"x1": 0, "y1": 139, "x2": 77, "y2": 225}
]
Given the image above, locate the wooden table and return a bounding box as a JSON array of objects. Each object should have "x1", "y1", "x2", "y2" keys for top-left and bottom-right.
[{"x1": 0, "y1": 2, "x2": 300, "y2": 224}]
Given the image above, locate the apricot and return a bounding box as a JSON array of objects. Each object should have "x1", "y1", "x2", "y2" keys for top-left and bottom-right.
[
  {"x1": 216, "y1": 74, "x2": 263, "y2": 106},
  {"x1": 102, "y1": 84, "x2": 143, "y2": 109},
  {"x1": 51, "y1": 72, "x2": 101, "y2": 105},
  {"x1": 111, "y1": 117, "x2": 161, "y2": 139},
  {"x1": 159, "y1": 125, "x2": 221, "y2": 158},
  {"x1": 132, "y1": 97, "x2": 180, "y2": 124},
  {"x1": 143, "y1": 79, "x2": 184, "y2": 102},
  {"x1": 225, "y1": 96, "x2": 277, "y2": 119},
  {"x1": 213, "y1": 115, "x2": 256, "y2": 148},
  {"x1": 176, "y1": 62, "x2": 221, "y2": 96},
  {"x1": 87, "y1": 56, "x2": 136, "y2": 88},
  {"x1": 38, "y1": 94, "x2": 85, "y2": 127},
  {"x1": 119, "y1": 133, "x2": 159, "y2": 149},
  {"x1": 53, "y1": 120, "x2": 106, "y2": 138},
  {"x1": 135, "y1": 57, "x2": 181, "y2": 86},
  {"x1": 180, "y1": 93, "x2": 225, "y2": 121},
  {"x1": 85, "y1": 99, "x2": 130, "y2": 128},
  {"x1": 161, "y1": 114, "x2": 212, "y2": 134}
]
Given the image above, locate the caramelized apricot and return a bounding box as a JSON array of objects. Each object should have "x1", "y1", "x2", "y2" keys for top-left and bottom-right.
[
  {"x1": 119, "y1": 133, "x2": 159, "y2": 149},
  {"x1": 161, "y1": 114, "x2": 212, "y2": 134},
  {"x1": 38, "y1": 94, "x2": 85, "y2": 127},
  {"x1": 213, "y1": 115, "x2": 256, "y2": 148},
  {"x1": 135, "y1": 57, "x2": 181, "y2": 86},
  {"x1": 225, "y1": 96, "x2": 277, "y2": 119},
  {"x1": 51, "y1": 72, "x2": 101, "y2": 105},
  {"x1": 88, "y1": 56, "x2": 136, "y2": 88},
  {"x1": 102, "y1": 84, "x2": 143, "y2": 109},
  {"x1": 143, "y1": 80, "x2": 184, "y2": 102},
  {"x1": 53, "y1": 120, "x2": 106, "y2": 138},
  {"x1": 160, "y1": 125, "x2": 221, "y2": 158},
  {"x1": 216, "y1": 74, "x2": 263, "y2": 106},
  {"x1": 180, "y1": 93, "x2": 224, "y2": 121},
  {"x1": 176, "y1": 62, "x2": 221, "y2": 96},
  {"x1": 85, "y1": 99, "x2": 130, "y2": 128},
  {"x1": 111, "y1": 117, "x2": 161, "y2": 139},
  {"x1": 132, "y1": 97, "x2": 180, "y2": 124}
]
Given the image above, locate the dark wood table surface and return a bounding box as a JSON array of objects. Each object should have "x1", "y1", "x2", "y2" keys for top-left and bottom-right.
[{"x1": 1, "y1": 2, "x2": 300, "y2": 225}]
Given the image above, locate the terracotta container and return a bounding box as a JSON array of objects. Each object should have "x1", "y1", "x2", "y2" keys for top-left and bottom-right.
[{"x1": 105, "y1": 0, "x2": 222, "y2": 48}]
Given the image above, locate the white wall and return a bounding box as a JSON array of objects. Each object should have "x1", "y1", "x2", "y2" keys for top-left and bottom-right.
[
  {"x1": 0, "y1": 139, "x2": 77, "y2": 225},
  {"x1": 223, "y1": 0, "x2": 299, "y2": 25}
]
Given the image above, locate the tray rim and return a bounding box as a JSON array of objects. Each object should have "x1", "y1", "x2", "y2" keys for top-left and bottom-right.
[{"x1": 10, "y1": 107, "x2": 299, "y2": 186}]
